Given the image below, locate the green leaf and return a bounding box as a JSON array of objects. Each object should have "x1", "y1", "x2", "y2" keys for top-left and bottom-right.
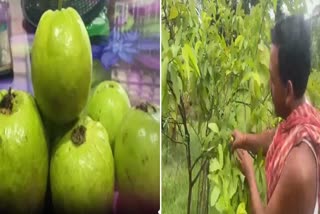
[
  {"x1": 241, "y1": 71, "x2": 261, "y2": 88},
  {"x1": 204, "y1": 132, "x2": 215, "y2": 146},
  {"x1": 211, "y1": 186, "x2": 221, "y2": 206},
  {"x1": 170, "y1": 71, "x2": 183, "y2": 104},
  {"x1": 161, "y1": 25, "x2": 169, "y2": 50},
  {"x1": 216, "y1": 195, "x2": 226, "y2": 212},
  {"x1": 171, "y1": 45, "x2": 180, "y2": 58},
  {"x1": 258, "y1": 41, "x2": 270, "y2": 69},
  {"x1": 169, "y1": 6, "x2": 179, "y2": 19},
  {"x1": 235, "y1": 35, "x2": 244, "y2": 50},
  {"x1": 210, "y1": 158, "x2": 221, "y2": 172},
  {"x1": 218, "y1": 143, "x2": 224, "y2": 168},
  {"x1": 222, "y1": 175, "x2": 230, "y2": 200},
  {"x1": 195, "y1": 41, "x2": 202, "y2": 55},
  {"x1": 182, "y1": 43, "x2": 201, "y2": 77},
  {"x1": 162, "y1": 57, "x2": 169, "y2": 102},
  {"x1": 236, "y1": 202, "x2": 247, "y2": 214},
  {"x1": 273, "y1": 0, "x2": 278, "y2": 13},
  {"x1": 208, "y1": 170, "x2": 220, "y2": 184},
  {"x1": 208, "y1": 123, "x2": 219, "y2": 133},
  {"x1": 228, "y1": 172, "x2": 237, "y2": 199}
]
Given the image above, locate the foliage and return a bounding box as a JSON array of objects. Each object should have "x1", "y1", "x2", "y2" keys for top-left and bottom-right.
[{"x1": 162, "y1": 0, "x2": 315, "y2": 213}]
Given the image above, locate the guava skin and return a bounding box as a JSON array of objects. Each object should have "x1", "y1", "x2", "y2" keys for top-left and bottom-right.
[
  {"x1": 114, "y1": 107, "x2": 160, "y2": 212},
  {"x1": 0, "y1": 89, "x2": 49, "y2": 213},
  {"x1": 31, "y1": 7, "x2": 92, "y2": 125},
  {"x1": 87, "y1": 81, "x2": 130, "y2": 149},
  {"x1": 50, "y1": 116, "x2": 114, "y2": 214}
]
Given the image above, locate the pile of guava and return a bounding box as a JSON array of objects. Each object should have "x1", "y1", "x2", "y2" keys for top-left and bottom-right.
[{"x1": 0, "y1": 5, "x2": 159, "y2": 214}]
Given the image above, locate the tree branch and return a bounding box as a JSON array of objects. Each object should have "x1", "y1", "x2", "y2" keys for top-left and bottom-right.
[
  {"x1": 192, "y1": 159, "x2": 209, "y2": 187},
  {"x1": 162, "y1": 0, "x2": 174, "y2": 40},
  {"x1": 191, "y1": 147, "x2": 214, "y2": 171},
  {"x1": 234, "y1": 100, "x2": 251, "y2": 108},
  {"x1": 162, "y1": 132, "x2": 187, "y2": 147}
]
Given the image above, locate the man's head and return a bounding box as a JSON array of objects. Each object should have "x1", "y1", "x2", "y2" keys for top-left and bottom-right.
[{"x1": 269, "y1": 15, "x2": 311, "y2": 119}]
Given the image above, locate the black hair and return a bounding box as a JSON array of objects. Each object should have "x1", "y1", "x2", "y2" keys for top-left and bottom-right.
[{"x1": 271, "y1": 15, "x2": 311, "y2": 98}]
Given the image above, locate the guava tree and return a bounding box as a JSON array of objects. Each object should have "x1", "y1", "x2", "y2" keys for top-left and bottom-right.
[{"x1": 162, "y1": 0, "x2": 317, "y2": 213}]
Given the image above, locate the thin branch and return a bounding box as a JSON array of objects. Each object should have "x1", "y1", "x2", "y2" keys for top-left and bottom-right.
[
  {"x1": 162, "y1": 132, "x2": 187, "y2": 147},
  {"x1": 191, "y1": 147, "x2": 214, "y2": 171},
  {"x1": 162, "y1": 0, "x2": 174, "y2": 40},
  {"x1": 191, "y1": 152, "x2": 207, "y2": 171},
  {"x1": 167, "y1": 120, "x2": 184, "y2": 125},
  {"x1": 225, "y1": 87, "x2": 249, "y2": 106},
  {"x1": 262, "y1": 92, "x2": 270, "y2": 104},
  {"x1": 192, "y1": 159, "x2": 209, "y2": 187},
  {"x1": 177, "y1": 122, "x2": 184, "y2": 136},
  {"x1": 234, "y1": 100, "x2": 251, "y2": 108}
]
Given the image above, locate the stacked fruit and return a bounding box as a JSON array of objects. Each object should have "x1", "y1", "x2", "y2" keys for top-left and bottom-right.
[{"x1": 0, "y1": 6, "x2": 159, "y2": 214}]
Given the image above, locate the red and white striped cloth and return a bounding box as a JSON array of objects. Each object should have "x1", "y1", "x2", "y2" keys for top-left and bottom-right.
[{"x1": 266, "y1": 102, "x2": 320, "y2": 205}]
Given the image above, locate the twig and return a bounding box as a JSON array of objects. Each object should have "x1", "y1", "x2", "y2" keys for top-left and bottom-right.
[
  {"x1": 162, "y1": 0, "x2": 174, "y2": 40},
  {"x1": 234, "y1": 100, "x2": 251, "y2": 108},
  {"x1": 162, "y1": 132, "x2": 187, "y2": 146},
  {"x1": 191, "y1": 147, "x2": 214, "y2": 171},
  {"x1": 192, "y1": 159, "x2": 209, "y2": 187}
]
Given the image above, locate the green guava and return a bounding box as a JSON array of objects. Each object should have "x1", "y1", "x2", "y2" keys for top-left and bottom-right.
[
  {"x1": 87, "y1": 81, "x2": 131, "y2": 149},
  {"x1": 114, "y1": 103, "x2": 160, "y2": 211},
  {"x1": 31, "y1": 7, "x2": 92, "y2": 124},
  {"x1": 0, "y1": 88, "x2": 49, "y2": 213},
  {"x1": 50, "y1": 116, "x2": 114, "y2": 214}
]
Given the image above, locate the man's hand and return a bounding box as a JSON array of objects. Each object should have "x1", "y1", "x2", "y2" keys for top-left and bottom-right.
[
  {"x1": 231, "y1": 130, "x2": 247, "y2": 152},
  {"x1": 230, "y1": 129, "x2": 275, "y2": 155},
  {"x1": 236, "y1": 149, "x2": 254, "y2": 180}
]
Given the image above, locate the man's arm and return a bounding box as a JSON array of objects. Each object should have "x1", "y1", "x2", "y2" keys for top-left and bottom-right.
[
  {"x1": 232, "y1": 129, "x2": 276, "y2": 155},
  {"x1": 247, "y1": 142, "x2": 317, "y2": 214}
]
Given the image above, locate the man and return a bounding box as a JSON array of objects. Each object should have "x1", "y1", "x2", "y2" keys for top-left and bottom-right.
[{"x1": 232, "y1": 15, "x2": 320, "y2": 213}]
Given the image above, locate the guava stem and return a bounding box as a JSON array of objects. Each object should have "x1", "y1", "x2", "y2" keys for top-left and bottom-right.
[
  {"x1": 58, "y1": 0, "x2": 63, "y2": 10},
  {"x1": 71, "y1": 125, "x2": 86, "y2": 145},
  {"x1": 136, "y1": 102, "x2": 157, "y2": 113},
  {"x1": 0, "y1": 87, "x2": 14, "y2": 115}
]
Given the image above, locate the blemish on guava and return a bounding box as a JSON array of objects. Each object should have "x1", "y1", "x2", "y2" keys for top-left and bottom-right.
[
  {"x1": 0, "y1": 87, "x2": 15, "y2": 115},
  {"x1": 126, "y1": 170, "x2": 134, "y2": 185},
  {"x1": 122, "y1": 132, "x2": 128, "y2": 144},
  {"x1": 142, "y1": 156, "x2": 149, "y2": 165},
  {"x1": 108, "y1": 84, "x2": 115, "y2": 88},
  {"x1": 71, "y1": 125, "x2": 86, "y2": 145}
]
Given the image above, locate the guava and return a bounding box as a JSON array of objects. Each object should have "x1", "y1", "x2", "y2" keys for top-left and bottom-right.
[
  {"x1": 0, "y1": 88, "x2": 49, "y2": 213},
  {"x1": 31, "y1": 7, "x2": 92, "y2": 124},
  {"x1": 114, "y1": 103, "x2": 160, "y2": 212},
  {"x1": 50, "y1": 116, "x2": 114, "y2": 214},
  {"x1": 87, "y1": 81, "x2": 130, "y2": 149}
]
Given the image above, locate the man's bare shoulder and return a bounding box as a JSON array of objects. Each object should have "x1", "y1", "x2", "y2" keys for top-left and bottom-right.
[
  {"x1": 267, "y1": 142, "x2": 317, "y2": 213},
  {"x1": 283, "y1": 142, "x2": 317, "y2": 184},
  {"x1": 276, "y1": 141, "x2": 317, "y2": 213}
]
